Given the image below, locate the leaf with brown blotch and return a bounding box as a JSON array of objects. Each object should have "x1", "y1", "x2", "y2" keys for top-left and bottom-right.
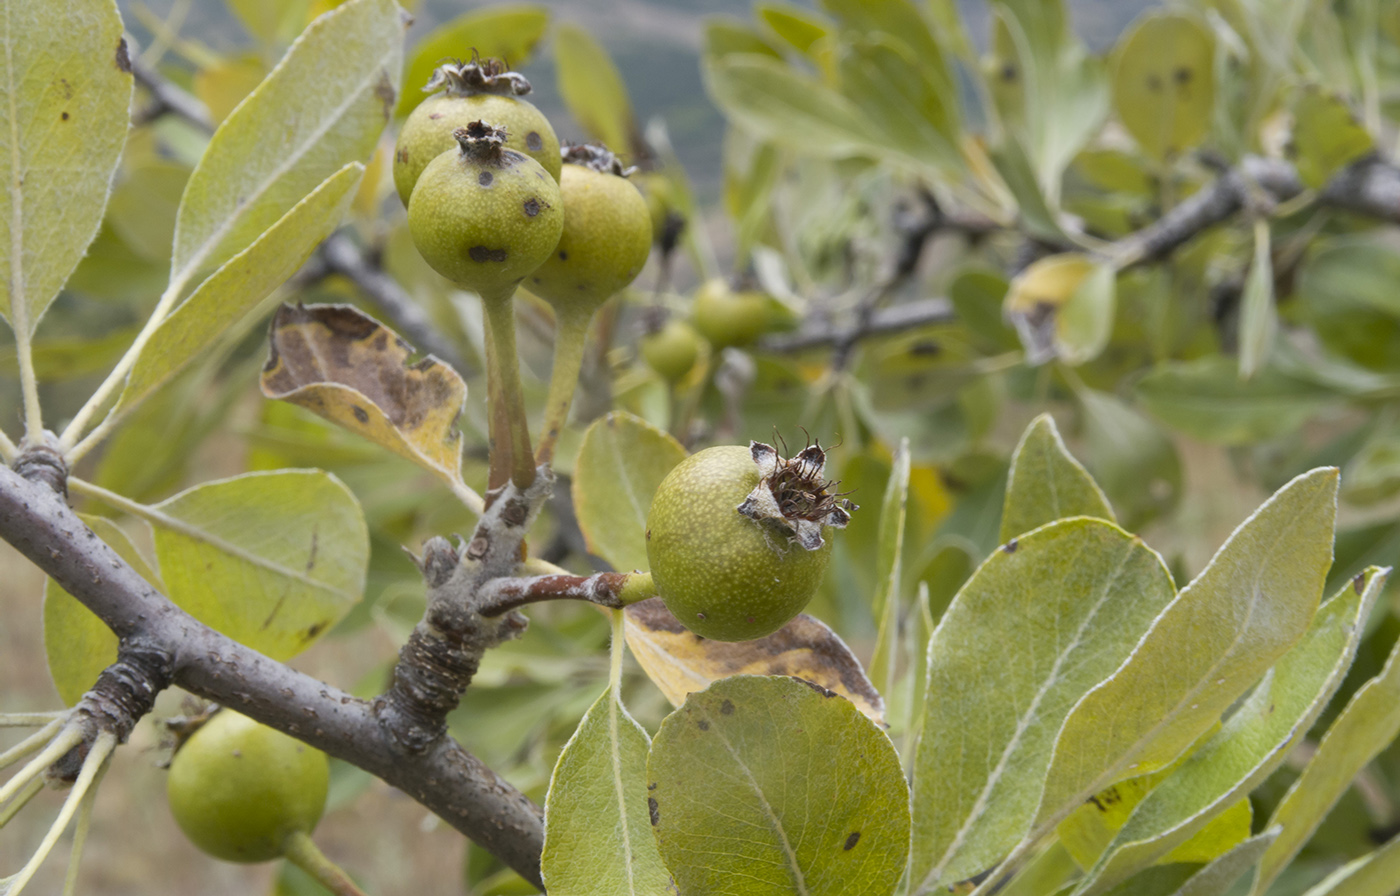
[
  {"x1": 261, "y1": 303, "x2": 467, "y2": 486},
  {"x1": 624, "y1": 597, "x2": 886, "y2": 726}
]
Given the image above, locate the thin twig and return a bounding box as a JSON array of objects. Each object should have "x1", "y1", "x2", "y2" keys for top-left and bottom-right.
[{"x1": 475, "y1": 571, "x2": 640, "y2": 617}]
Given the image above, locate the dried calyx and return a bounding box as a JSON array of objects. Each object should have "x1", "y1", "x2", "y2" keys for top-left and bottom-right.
[
  {"x1": 561, "y1": 142, "x2": 636, "y2": 177},
  {"x1": 737, "y1": 439, "x2": 856, "y2": 551},
  {"x1": 453, "y1": 121, "x2": 510, "y2": 163},
  {"x1": 425, "y1": 57, "x2": 533, "y2": 97}
]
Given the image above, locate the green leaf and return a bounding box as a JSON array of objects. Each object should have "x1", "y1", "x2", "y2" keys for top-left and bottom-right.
[
  {"x1": 43, "y1": 517, "x2": 159, "y2": 706},
  {"x1": 113, "y1": 164, "x2": 362, "y2": 425},
  {"x1": 171, "y1": 0, "x2": 405, "y2": 286},
  {"x1": 705, "y1": 20, "x2": 783, "y2": 61},
  {"x1": 1111, "y1": 13, "x2": 1216, "y2": 161},
  {"x1": 1342, "y1": 428, "x2": 1400, "y2": 505},
  {"x1": 820, "y1": 0, "x2": 949, "y2": 90},
  {"x1": 396, "y1": 5, "x2": 548, "y2": 117},
  {"x1": 1296, "y1": 830, "x2": 1400, "y2": 896},
  {"x1": 542, "y1": 685, "x2": 671, "y2": 896},
  {"x1": 836, "y1": 34, "x2": 960, "y2": 175},
  {"x1": 572, "y1": 412, "x2": 686, "y2": 573},
  {"x1": 1034, "y1": 468, "x2": 1338, "y2": 836},
  {"x1": 228, "y1": 0, "x2": 312, "y2": 45},
  {"x1": 1077, "y1": 389, "x2": 1181, "y2": 532},
  {"x1": 1172, "y1": 829, "x2": 1280, "y2": 896},
  {"x1": 648, "y1": 676, "x2": 909, "y2": 896},
  {"x1": 0, "y1": 0, "x2": 132, "y2": 335},
  {"x1": 1136, "y1": 358, "x2": 1333, "y2": 444},
  {"x1": 869, "y1": 438, "x2": 911, "y2": 700},
  {"x1": 1238, "y1": 220, "x2": 1275, "y2": 379},
  {"x1": 1253, "y1": 570, "x2": 1400, "y2": 894},
  {"x1": 555, "y1": 23, "x2": 636, "y2": 156},
  {"x1": 908, "y1": 518, "x2": 1177, "y2": 891},
  {"x1": 757, "y1": 3, "x2": 833, "y2": 55},
  {"x1": 1292, "y1": 87, "x2": 1373, "y2": 189},
  {"x1": 106, "y1": 160, "x2": 192, "y2": 262},
  {"x1": 1296, "y1": 236, "x2": 1400, "y2": 369},
  {"x1": 150, "y1": 470, "x2": 368, "y2": 661},
  {"x1": 1072, "y1": 567, "x2": 1384, "y2": 895},
  {"x1": 1001, "y1": 413, "x2": 1114, "y2": 543},
  {"x1": 705, "y1": 54, "x2": 878, "y2": 162}
]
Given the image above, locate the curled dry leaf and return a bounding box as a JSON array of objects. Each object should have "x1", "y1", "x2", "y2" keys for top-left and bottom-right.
[
  {"x1": 624, "y1": 597, "x2": 886, "y2": 726},
  {"x1": 260, "y1": 303, "x2": 467, "y2": 485}
]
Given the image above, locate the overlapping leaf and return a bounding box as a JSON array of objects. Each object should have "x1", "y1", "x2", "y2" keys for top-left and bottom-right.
[
  {"x1": 1072, "y1": 568, "x2": 1384, "y2": 894},
  {"x1": 542, "y1": 685, "x2": 671, "y2": 896},
  {"x1": 1033, "y1": 469, "x2": 1338, "y2": 840},
  {"x1": 908, "y1": 518, "x2": 1177, "y2": 891},
  {"x1": 1000, "y1": 413, "x2": 1114, "y2": 543},
  {"x1": 0, "y1": 0, "x2": 132, "y2": 335},
  {"x1": 555, "y1": 24, "x2": 637, "y2": 157},
  {"x1": 114, "y1": 164, "x2": 362, "y2": 426},
  {"x1": 396, "y1": 5, "x2": 548, "y2": 117},
  {"x1": 648, "y1": 676, "x2": 909, "y2": 896},
  {"x1": 150, "y1": 469, "x2": 368, "y2": 661},
  {"x1": 1111, "y1": 13, "x2": 1215, "y2": 160},
  {"x1": 171, "y1": 0, "x2": 405, "y2": 285},
  {"x1": 572, "y1": 412, "x2": 686, "y2": 572}
]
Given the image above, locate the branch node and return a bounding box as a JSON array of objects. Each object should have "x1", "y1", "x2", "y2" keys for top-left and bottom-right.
[
  {"x1": 13, "y1": 431, "x2": 68, "y2": 497},
  {"x1": 51, "y1": 639, "x2": 173, "y2": 784}
]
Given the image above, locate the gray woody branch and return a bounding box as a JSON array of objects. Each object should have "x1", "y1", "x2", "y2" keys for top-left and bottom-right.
[
  {"x1": 763, "y1": 153, "x2": 1400, "y2": 352},
  {"x1": 131, "y1": 57, "x2": 472, "y2": 378},
  {"x1": 0, "y1": 463, "x2": 547, "y2": 888}
]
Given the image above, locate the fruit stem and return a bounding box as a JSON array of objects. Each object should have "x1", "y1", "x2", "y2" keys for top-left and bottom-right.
[
  {"x1": 480, "y1": 293, "x2": 536, "y2": 491},
  {"x1": 283, "y1": 830, "x2": 369, "y2": 896},
  {"x1": 535, "y1": 303, "x2": 595, "y2": 467}
]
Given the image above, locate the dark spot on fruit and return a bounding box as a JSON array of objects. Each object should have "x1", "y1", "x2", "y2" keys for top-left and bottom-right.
[
  {"x1": 478, "y1": 171, "x2": 493, "y2": 186},
  {"x1": 1003, "y1": 538, "x2": 1018, "y2": 554},
  {"x1": 115, "y1": 38, "x2": 131, "y2": 73},
  {"x1": 720, "y1": 700, "x2": 734, "y2": 715},
  {"x1": 60, "y1": 111, "x2": 69, "y2": 122},
  {"x1": 395, "y1": 148, "x2": 409, "y2": 162},
  {"x1": 697, "y1": 612, "x2": 706, "y2": 620},
  {"x1": 468, "y1": 246, "x2": 508, "y2": 263},
  {"x1": 844, "y1": 832, "x2": 860, "y2": 851},
  {"x1": 1147, "y1": 74, "x2": 1163, "y2": 92},
  {"x1": 351, "y1": 406, "x2": 370, "y2": 424},
  {"x1": 523, "y1": 197, "x2": 540, "y2": 217},
  {"x1": 558, "y1": 249, "x2": 568, "y2": 260},
  {"x1": 697, "y1": 720, "x2": 710, "y2": 731},
  {"x1": 648, "y1": 797, "x2": 659, "y2": 826},
  {"x1": 526, "y1": 131, "x2": 543, "y2": 151},
  {"x1": 1174, "y1": 67, "x2": 1192, "y2": 85},
  {"x1": 429, "y1": 112, "x2": 443, "y2": 120},
  {"x1": 747, "y1": 616, "x2": 756, "y2": 623}
]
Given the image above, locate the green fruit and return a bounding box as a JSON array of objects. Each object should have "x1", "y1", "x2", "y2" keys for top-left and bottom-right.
[
  {"x1": 408, "y1": 122, "x2": 564, "y2": 302},
  {"x1": 527, "y1": 146, "x2": 652, "y2": 315},
  {"x1": 641, "y1": 318, "x2": 701, "y2": 383},
  {"x1": 166, "y1": 710, "x2": 329, "y2": 863},
  {"x1": 691, "y1": 278, "x2": 770, "y2": 348},
  {"x1": 394, "y1": 60, "x2": 561, "y2": 206},
  {"x1": 646, "y1": 442, "x2": 853, "y2": 641}
]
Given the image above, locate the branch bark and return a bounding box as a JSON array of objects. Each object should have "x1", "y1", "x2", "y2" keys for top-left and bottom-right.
[{"x1": 0, "y1": 465, "x2": 546, "y2": 888}]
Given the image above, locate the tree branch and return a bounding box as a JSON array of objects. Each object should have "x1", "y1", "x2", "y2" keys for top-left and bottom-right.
[
  {"x1": 475, "y1": 571, "x2": 640, "y2": 617},
  {"x1": 0, "y1": 465, "x2": 546, "y2": 888}
]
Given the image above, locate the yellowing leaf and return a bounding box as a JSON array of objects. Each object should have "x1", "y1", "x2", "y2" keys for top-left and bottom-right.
[
  {"x1": 1111, "y1": 13, "x2": 1215, "y2": 161},
  {"x1": 1005, "y1": 253, "x2": 1115, "y2": 366},
  {"x1": 0, "y1": 0, "x2": 133, "y2": 335},
  {"x1": 624, "y1": 598, "x2": 886, "y2": 726},
  {"x1": 261, "y1": 303, "x2": 468, "y2": 488}
]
